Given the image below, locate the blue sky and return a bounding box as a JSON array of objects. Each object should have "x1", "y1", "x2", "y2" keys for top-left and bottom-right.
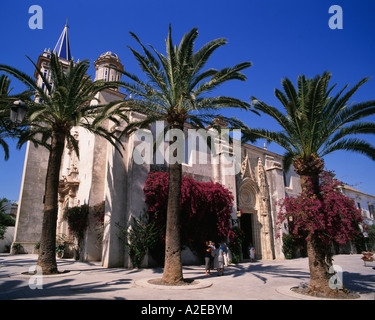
[{"x1": 0, "y1": 0, "x2": 374, "y2": 201}]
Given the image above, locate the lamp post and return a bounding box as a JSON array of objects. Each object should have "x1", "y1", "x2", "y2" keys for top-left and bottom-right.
[
  {"x1": 10, "y1": 100, "x2": 28, "y2": 125},
  {"x1": 363, "y1": 231, "x2": 369, "y2": 251}
]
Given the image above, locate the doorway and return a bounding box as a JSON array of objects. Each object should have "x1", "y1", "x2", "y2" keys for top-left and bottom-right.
[{"x1": 240, "y1": 213, "x2": 253, "y2": 259}]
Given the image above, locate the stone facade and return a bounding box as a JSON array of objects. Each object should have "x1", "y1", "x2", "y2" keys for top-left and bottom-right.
[
  {"x1": 341, "y1": 185, "x2": 375, "y2": 227},
  {"x1": 12, "y1": 28, "x2": 303, "y2": 267}
]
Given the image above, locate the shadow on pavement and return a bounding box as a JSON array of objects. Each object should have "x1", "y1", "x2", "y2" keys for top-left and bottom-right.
[
  {"x1": 0, "y1": 276, "x2": 132, "y2": 300},
  {"x1": 182, "y1": 261, "x2": 310, "y2": 284},
  {"x1": 343, "y1": 271, "x2": 375, "y2": 294}
]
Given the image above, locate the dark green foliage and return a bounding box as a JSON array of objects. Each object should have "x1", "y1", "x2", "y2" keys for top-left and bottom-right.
[
  {"x1": 0, "y1": 197, "x2": 15, "y2": 240},
  {"x1": 63, "y1": 204, "x2": 90, "y2": 242},
  {"x1": 117, "y1": 215, "x2": 161, "y2": 268}
]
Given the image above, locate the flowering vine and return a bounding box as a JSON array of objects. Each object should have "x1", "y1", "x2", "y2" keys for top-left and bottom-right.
[
  {"x1": 143, "y1": 171, "x2": 236, "y2": 260},
  {"x1": 277, "y1": 171, "x2": 364, "y2": 249}
]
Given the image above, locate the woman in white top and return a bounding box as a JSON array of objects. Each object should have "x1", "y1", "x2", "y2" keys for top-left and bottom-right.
[{"x1": 212, "y1": 243, "x2": 225, "y2": 276}]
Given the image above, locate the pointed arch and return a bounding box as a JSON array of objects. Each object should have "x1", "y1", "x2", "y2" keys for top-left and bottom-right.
[{"x1": 239, "y1": 177, "x2": 259, "y2": 213}]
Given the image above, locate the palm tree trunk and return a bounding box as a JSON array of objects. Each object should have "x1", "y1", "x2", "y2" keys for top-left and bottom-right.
[
  {"x1": 162, "y1": 160, "x2": 184, "y2": 284},
  {"x1": 300, "y1": 172, "x2": 334, "y2": 296},
  {"x1": 37, "y1": 130, "x2": 65, "y2": 274},
  {"x1": 306, "y1": 237, "x2": 332, "y2": 296}
]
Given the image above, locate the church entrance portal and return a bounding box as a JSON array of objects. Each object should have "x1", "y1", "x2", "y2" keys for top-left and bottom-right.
[{"x1": 240, "y1": 213, "x2": 253, "y2": 259}]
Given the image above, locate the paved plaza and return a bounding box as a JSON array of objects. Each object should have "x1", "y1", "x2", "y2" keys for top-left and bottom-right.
[{"x1": 0, "y1": 253, "x2": 374, "y2": 301}]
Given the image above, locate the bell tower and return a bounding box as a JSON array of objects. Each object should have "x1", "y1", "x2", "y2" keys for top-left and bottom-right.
[
  {"x1": 34, "y1": 23, "x2": 73, "y2": 101},
  {"x1": 94, "y1": 51, "x2": 123, "y2": 91},
  {"x1": 12, "y1": 23, "x2": 74, "y2": 254},
  {"x1": 53, "y1": 23, "x2": 72, "y2": 61}
]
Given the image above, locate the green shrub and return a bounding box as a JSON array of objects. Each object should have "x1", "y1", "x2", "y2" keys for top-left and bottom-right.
[
  {"x1": 117, "y1": 214, "x2": 161, "y2": 268},
  {"x1": 282, "y1": 233, "x2": 294, "y2": 259}
]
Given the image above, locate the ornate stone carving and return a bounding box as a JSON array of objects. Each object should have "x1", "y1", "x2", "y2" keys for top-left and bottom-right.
[
  {"x1": 58, "y1": 130, "x2": 80, "y2": 205},
  {"x1": 239, "y1": 181, "x2": 257, "y2": 211},
  {"x1": 240, "y1": 150, "x2": 255, "y2": 180},
  {"x1": 257, "y1": 157, "x2": 274, "y2": 259}
]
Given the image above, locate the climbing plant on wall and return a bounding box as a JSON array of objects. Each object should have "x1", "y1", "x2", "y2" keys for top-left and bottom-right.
[
  {"x1": 92, "y1": 201, "x2": 105, "y2": 243},
  {"x1": 277, "y1": 171, "x2": 364, "y2": 260},
  {"x1": 63, "y1": 204, "x2": 90, "y2": 259},
  {"x1": 144, "y1": 171, "x2": 236, "y2": 263}
]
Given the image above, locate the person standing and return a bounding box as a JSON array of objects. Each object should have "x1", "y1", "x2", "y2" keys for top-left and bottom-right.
[
  {"x1": 204, "y1": 241, "x2": 212, "y2": 275},
  {"x1": 209, "y1": 241, "x2": 215, "y2": 270},
  {"x1": 248, "y1": 243, "x2": 255, "y2": 262},
  {"x1": 220, "y1": 241, "x2": 229, "y2": 267},
  {"x1": 212, "y1": 243, "x2": 225, "y2": 276}
]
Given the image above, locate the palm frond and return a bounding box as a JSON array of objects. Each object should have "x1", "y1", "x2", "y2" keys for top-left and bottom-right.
[
  {"x1": 66, "y1": 131, "x2": 80, "y2": 158},
  {"x1": 282, "y1": 150, "x2": 296, "y2": 173},
  {"x1": 330, "y1": 122, "x2": 375, "y2": 142},
  {"x1": 116, "y1": 25, "x2": 254, "y2": 140},
  {"x1": 190, "y1": 38, "x2": 227, "y2": 83},
  {"x1": 0, "y1": 63, "x2": 37, "y2": 92},
  {"x1": 244, "y1": 72, "x2": 375, "y2": 171},
  {"x1": 17, "y1": 124, "x2": 53, "y2": 150},
  {"x1": 121, "y1": 113, "x2": 164, "y2": 136},
  {"x1": 252, "y1": 97, "x2": 297, "y2": 138},
  {"x1": 0, "y1": 52, "x2": 130, "y2": 158},
  {"x1": 0, "y1": 137, "x2": 9, "y2": 160},
  {"x1": 241, "y1": 128, "x2": 297, "y2": 153},
  {"x1": 320, "y1": 138, "x2": 375, "y2": 161},
  {"x1": 193, "y1": 62, "x2": 251, "y2": 97}
]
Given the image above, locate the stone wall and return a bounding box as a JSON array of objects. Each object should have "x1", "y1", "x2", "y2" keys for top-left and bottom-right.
[
  {"x1": 0, "y1": 227, "x2": 14, "y2": 253},
  {"x1": 13, "y1": 141, "x2": 49, "y2": 253}
]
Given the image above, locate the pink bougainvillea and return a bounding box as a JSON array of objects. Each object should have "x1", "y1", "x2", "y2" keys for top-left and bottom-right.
[
  {"x1": 143, "y1": 171, "x2": 235, "y2": 257},
  {"x1": 277, "y1": 171, "x2": 364, "y2": 246}
]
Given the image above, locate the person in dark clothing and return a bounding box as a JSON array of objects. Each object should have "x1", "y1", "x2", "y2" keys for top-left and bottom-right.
[{"x1": 204, "y1": 241, "x2": 213, "y2": 275}]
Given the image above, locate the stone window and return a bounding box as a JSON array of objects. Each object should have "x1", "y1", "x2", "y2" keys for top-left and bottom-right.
[{"x1": 369, "y1": 204, "x2": 375, "y2": 219}]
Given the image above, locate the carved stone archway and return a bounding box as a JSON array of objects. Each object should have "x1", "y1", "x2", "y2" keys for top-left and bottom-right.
[
  {"x1": 238, "y1": 178, "x2": 259, "y2": 258},
  {"x1": 238, "y1": 150, "x2": 275, "y2": 260},
  {"x1": 238, "y1": 178, "x2": 258, "y2": 213}
]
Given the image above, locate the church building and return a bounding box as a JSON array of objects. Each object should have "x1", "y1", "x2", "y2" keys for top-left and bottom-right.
[{"x1": 12, "y1": 25, "x2": 302, "y2": 268}]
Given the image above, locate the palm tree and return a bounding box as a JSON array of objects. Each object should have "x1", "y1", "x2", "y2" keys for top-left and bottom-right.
[
  {"x1": 0, "y1": 53, "x2": 126, "y2": 274},
  {"x1": 0, "y1": 75, "x2": 13, "y2": 160},
  {"x1": 242, "y1": 71, "x2": 375, "y2": 296},
  {"x1": 117, "y1": 25, "x2": 256, "y2": 284},
  {"x1": 0, "y1": 74, "x2": 31, "y2": 160}
]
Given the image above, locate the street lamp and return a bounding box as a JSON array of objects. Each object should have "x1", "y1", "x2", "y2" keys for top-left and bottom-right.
[{"x1": 10, "y1": 100, "x2": 28, "y2": 124}]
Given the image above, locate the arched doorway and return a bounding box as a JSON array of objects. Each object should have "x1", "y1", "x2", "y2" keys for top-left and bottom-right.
[
  {"x1": 238, "y1": 179, "x2": 258, "y2": 259},
  {"x1": 240, "y1": 213, "x2": 253, "y2": 258}
]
